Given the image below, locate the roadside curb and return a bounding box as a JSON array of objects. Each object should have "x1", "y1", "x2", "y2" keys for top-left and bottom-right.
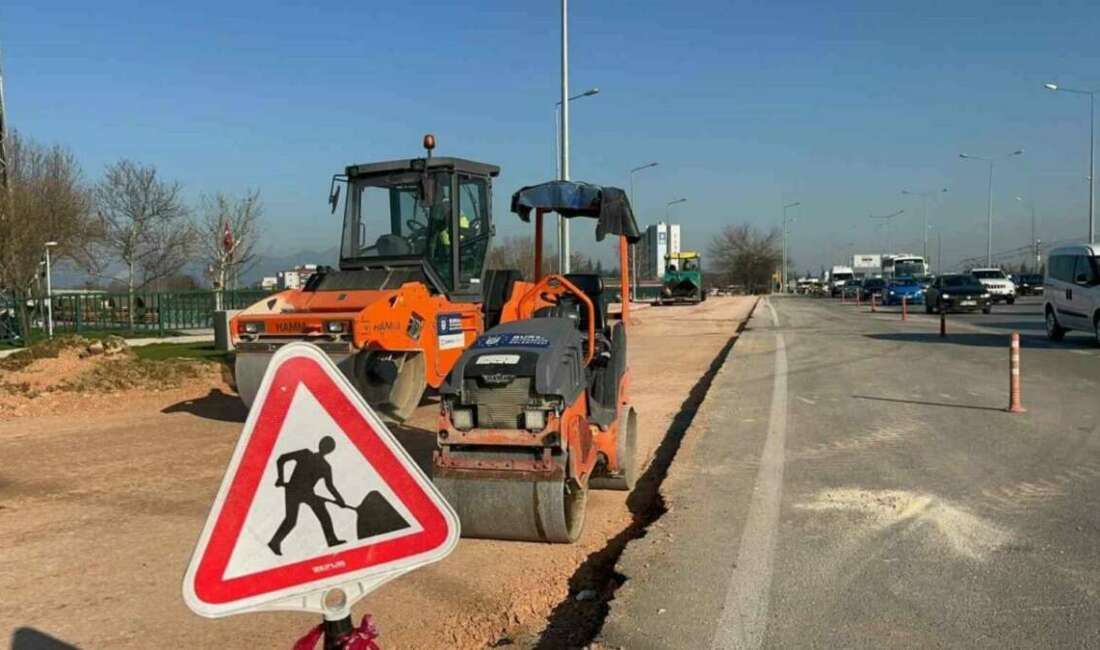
[{"x1": 594, "y1": 296, "x2": 762, "y2": 646}]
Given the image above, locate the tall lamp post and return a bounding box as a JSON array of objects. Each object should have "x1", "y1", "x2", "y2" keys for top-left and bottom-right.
[
  {"x1": 628, "y1": 162, "x2": 659, "y2": 301},
  {"x1": 868, "y1": 209, "x2": 905, "y2": 257},
  {"x1": 554, "y1": 86, "x2": 599, "y2": 272},
  {"x1": 1016, "y1": 195, "x2": 1041, "y2": 271},
  {"x1": 782, "y1": 202, "x2": 800, "y2": 294},
  {"x1": 960, "y1": 149, "x2": 1023, "y2": 267},
  {"x1": 665, "y1": 198, "x2": 687, "y2": 279},
  {"x1": 44, "y1": 241, "x2": 58, "y2": 338},
  {"x1": 901, "y1": 187, "x2": 948, "y2": 261},
  {"x1": 1044, "y1": 82, "x2": 1096, "y2": 242}
]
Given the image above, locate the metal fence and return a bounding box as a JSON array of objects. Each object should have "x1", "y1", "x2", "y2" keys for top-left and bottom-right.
[{"x1": 0, "y1": 289, "x2": 273, "y2": 341}]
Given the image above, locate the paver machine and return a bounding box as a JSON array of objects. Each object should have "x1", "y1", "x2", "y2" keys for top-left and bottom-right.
[
  {"x1": 659, "y1": 251, "x2": 705, "y2": 304},
  {"x1": 433, "y1": 180, "x2": 641, "y2": 543},
  {"x1": 231, "y1": 136, "x2": 519, "y2": 421}
]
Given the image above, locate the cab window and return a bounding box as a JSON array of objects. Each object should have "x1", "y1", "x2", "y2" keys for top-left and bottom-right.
[{"x1": 457, "y1": 176, "x2": 491, "y2": 291}]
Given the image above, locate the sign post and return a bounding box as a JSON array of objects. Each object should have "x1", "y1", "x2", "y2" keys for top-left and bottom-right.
[{"x1": 183, "y1": 343, "x2": 460, "y2": 643}]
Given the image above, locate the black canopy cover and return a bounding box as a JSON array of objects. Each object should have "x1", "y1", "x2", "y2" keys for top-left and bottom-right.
[{"x1": 510, "y1": 180, "x2": 641, "y2": 243}]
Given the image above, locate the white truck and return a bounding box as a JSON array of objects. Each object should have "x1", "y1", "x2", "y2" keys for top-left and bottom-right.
[
  {"x1": 851, "y1": 254, "x2": 881, "y2": 279},
  {"x1": 829, "y1": 265, "x2": 855, "y2": 297}
]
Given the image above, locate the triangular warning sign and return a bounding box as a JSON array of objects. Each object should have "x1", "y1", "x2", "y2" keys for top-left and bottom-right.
[{"x1": 183, "y1": 343, "x2": 459, "y2": 618}]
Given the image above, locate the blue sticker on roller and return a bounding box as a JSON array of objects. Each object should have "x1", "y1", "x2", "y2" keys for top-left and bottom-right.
[
  {"x1": 437, "y1": 313, "x2": 463, "y2": 334},
  {"x1": 474, "y1": 333, "x2": 551, "y2": 348}
]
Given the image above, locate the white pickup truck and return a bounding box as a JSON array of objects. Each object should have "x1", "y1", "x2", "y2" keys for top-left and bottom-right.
[{"x1": 970, "y1": 268, "x2": 1017, "y2": 304}]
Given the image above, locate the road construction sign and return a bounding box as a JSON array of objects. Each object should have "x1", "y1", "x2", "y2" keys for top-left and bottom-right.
[{"x1": 183, "y1": 342, "x2": 460, "y2": 618}]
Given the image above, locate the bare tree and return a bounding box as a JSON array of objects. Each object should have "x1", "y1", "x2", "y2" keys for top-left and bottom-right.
[
  {"x1": 93, "y1": 160, "x2": 195, "y2": 326},
  {"x1": 708, "y1": 223, "x2": 782, "y2": 294},
  {"x1": 198, "y1": 190, "x2": 262, "y2": 301},
  {"x1": 0, "y1": 132, "x2": 95, "y2": 338},
  {"x1": 484, "y1": 236, "x2": 609, "y2": 281}
]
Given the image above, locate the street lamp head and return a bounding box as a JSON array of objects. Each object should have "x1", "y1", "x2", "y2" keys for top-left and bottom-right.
[
  {"x1": 1044, "y1": 82, "x2": 1059, "y2": 91},
  {"x1": 44, "y1": 241, "x2": 59, "y2": 247},
  {"x1": 1012, "y1": 149, "x2": 1024, "y2": 156},
  {"x1": 959, "y1": 153, "x2": 970, "y2": 159},
  {"x1": 583, "y1": 87, "x2": 600, "y2": 97}
]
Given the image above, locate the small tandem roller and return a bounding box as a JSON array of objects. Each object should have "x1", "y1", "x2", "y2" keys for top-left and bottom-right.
[{"x1": 433, "y1": 180, "x2": 640, "y2": 542}]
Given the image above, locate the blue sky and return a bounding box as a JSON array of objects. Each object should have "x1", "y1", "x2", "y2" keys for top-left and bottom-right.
[{"x1": 4, "y1": 0, "x2": 1100, "y2": 272}]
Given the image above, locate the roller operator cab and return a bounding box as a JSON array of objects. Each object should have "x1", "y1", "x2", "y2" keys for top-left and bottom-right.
[
  {"x1": 434, "y1": 180, "x2": 641, "y2": 543},
  {"x1": 231, "y1": 136, "x2": 505, "y2": 421}
]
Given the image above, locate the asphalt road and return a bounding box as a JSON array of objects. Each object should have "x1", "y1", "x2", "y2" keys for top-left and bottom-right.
[{"x1": 599, "y1": 295, "x2": 1100, "y2": 649}]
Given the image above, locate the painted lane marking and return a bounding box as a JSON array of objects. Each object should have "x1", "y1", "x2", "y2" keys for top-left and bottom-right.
[{"x1": 710, "y1": 299, "x2": 787, "y2": 649}]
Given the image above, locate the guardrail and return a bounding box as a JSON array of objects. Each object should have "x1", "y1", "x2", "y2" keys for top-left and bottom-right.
[{"x1": 0, "y1": 289, "x2": 273, "y2": 341}]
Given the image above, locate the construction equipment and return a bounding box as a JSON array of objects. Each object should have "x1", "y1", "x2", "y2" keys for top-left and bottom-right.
[
  {"x1": 231, "y1": 135, "x2": 514, "y2": 421},
  {"x1": 433, "y1": 180, "x2": 641, "y2": 543},
  {"x1": 658, "y1": 251, "x2": 705, "y2": 304}
]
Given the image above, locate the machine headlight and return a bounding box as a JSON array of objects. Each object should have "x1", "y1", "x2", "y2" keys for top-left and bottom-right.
[
  {"x1": 941, "y1": 293, "x2": 951, "y2": 299},
  {"x1": 325, "y1": 320, "x2": 348, "y2": 334},
  {"x1": 981, "y1": 293, "x2": 991, "y2": 298},
  {"x1": 242, "y1": 321, "x2": 262, "y2": 334},
  {"x1": 452, "y1": 407, "x2": 475, "y2": 431},
  {"x1": 889, "y1": 290, "x2": 896, "y2": 295},
  {"x1": 523, "y1": 409, "x2": 548, "y2": 431}
]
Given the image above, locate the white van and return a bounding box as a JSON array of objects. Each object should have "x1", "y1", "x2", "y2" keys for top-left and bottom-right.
[
  {"x1": 1044, "y1": 243, "x2": 1100, "y2": 344},
  {"x1": 829, "y1": 265, "x2": 854, "y2": 297}
]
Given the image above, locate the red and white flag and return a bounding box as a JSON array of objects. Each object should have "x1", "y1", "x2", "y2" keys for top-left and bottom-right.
[{"x1": 222, "y1": 221, "x2": 235, "y2": 253}]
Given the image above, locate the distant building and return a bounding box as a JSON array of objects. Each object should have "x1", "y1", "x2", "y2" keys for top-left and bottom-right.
[
  {"x1": 260, "y1": 276, "x2": 278, "y2": 290},
  {"x1": 638, "y1": 222, "x2": 681, "y2": 280},
  {"x1": 275, "y1": 264, "x2": 319, "y2": 290}
]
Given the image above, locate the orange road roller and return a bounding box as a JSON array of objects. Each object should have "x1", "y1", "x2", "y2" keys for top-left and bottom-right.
[
  {"x1": 434, "y1": 180, "x2": 640, "y2": 542},
  {"x1": 231, "y1": 136, "x2": 520, "y2": 421}
]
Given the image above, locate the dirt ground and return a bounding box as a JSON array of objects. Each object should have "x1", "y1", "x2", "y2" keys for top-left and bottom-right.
[{"x1": 0, "y1": 296, "x2": 755, "y2": 649}]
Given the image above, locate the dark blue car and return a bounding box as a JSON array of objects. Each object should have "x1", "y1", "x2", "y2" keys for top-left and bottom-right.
[{"x1": 882, "y1": 276, "x2": 925, "y2": 305}]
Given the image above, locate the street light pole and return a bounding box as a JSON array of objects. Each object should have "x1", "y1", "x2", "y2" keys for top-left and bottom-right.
[
  {"x1": 664, "y1": 198, "x2": 687, "y2": 279},
  {"x1": 901, "y1": 188, "x2": 948, "y2": 261},
  {"x1": 44, "y1": 241, "x2": 58, "y2": 338},
  {"x1": 559, "y1": 0, "x2": 570, "y2": 273},
  {"x1": 628, "y1": 162, "x2": 659, "y2": 301},
  {"x1": 782, "y1": 202, "x2": 800, "y2": 294},
  {"x1": 960, "y1": 150, "x2": 1024, "y2": 267},
  {"x1": 555, "y1": 88, "x2": 600, "y2": 180},
  {"x1": 1044, "y1": 82, "x2": 1097, "y2": 242},
  {"x1": 868, "y1": 209, "x2": 905, "y2": 267}
]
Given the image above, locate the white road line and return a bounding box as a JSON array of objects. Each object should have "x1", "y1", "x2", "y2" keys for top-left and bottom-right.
[{"x1": 711, "y1": 299, "x2": 788, "y2": 649}]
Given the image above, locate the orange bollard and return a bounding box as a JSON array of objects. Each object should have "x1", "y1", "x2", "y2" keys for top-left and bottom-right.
[
  {"x1": 1008, "y1": 331, "x2": 1026, "y2": 413},
  {"x1": 856, "y1": 290, "x2": 862, "y2": 306},
  {"x1": 901, "y1": 296, "x2": 908, "y2": 321},
  {"x1": 939, "y1": 309, "x2": 946, "y2": 337},
  {"x1": 870, "y1": 293, "x2": 877, "y2": 313}
]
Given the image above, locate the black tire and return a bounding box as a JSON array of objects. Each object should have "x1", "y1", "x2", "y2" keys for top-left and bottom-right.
[
  {"x1": 1007, "y1": 297, "x2": 1016, "y2": 305},
  {"x1": 1046, "y1": 307, "x2": 1067, "y2": 342},
  {"x1": 982, "y1": 306, "x2": 992, "y2": 315},
  {"x1": 1094, "y1": 314, "x2": 1100, "y2": 348}
]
